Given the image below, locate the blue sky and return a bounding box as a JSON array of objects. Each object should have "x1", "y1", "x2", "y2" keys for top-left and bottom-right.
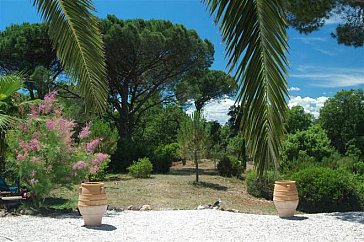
[{"x1": 1, "y1": 0, "x2": 363, "y2": 122}]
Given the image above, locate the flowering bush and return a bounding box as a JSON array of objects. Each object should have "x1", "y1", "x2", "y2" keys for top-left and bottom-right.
[{"x1": 6, "y1": 92, "x2": 110, "y2": 206}]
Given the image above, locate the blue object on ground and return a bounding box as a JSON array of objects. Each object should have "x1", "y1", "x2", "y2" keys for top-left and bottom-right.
[{"x1": 0, "y1": 177, "x2": 18, "y2": 192}]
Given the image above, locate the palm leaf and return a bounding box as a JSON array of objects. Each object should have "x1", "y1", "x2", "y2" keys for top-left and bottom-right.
[
  {"x1": 0, "y1": 114, "x2": 18, "y2": 133},
  {"x1": 0, "y1": 75, "x2": 23, "y2": 102},
  {"x1": 33, "y1": 0, "x2": 108, "y2": 113},
  {"x1": 203, "y1": 0, "x2": 289, "y2": 176}
]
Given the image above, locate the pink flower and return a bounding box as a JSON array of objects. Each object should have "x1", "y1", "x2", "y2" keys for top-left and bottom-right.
[
  {"x1": 72, "y1": 161, "x2": 87, "y2": 170},
  {"x1": 89, "y1": 166, "x2": 100, "y2": 174},
  {"x1": 31, "y1": 170, "x2": 36, "y2": 177},
  {"x1": 31, "y1": 156, "x2": 38, "y2": 163},
  {"x1": 85, "y1": 138, "x2": 101, "y2": 154},
  {"x1": 29, "y1": 106, "x2": 39, "y2": 118},
  {"x1": 29, "y1": 138, "x2": 41, "y2": 151},
  {"x1": 95, "y1": 153, "x2": 108, "y2": 163},
  {"x1": 44, "y1": 91, "x2": 57, "y2": 103},
  {"x1": 78, "y1": 123, "x2": 91, "y2": 139},
  {"x1": 29, "y1": 178, "x2": 38, "y2": 185},
  {"x1": 17, "y1": 153, "x2": 27, "y2": 161},
  {"x1": 46, "y1": 120, "x2": 56, "y2": 130}
]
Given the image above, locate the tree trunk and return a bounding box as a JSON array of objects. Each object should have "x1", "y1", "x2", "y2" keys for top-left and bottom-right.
[
  {"x1": 195, "y1": 101, "x2": 203, "y2": 114},
  {"x1": 118, "y1": 86, "x2": 132, "y2": 142},
  {"x1": 194, "y1": 148, "x2": 199, "y2": 182}
]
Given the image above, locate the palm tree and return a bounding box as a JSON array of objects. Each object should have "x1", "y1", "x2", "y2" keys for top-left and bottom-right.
[
  {"x1": 32, "y1": 0, "x2": 288, "y2": 175},
  {"x1": 0, "y1": 75, "x2": 23, "y2": 171},
  {"x1": 0, "y1": 75, "x2": 23, "y2": 132},
  {"x1": 32, "y1": 0, "x2": 108, "y2": 113},
  {"x1": 203, "y1": 0, "x2": 289, "y2": 176}
]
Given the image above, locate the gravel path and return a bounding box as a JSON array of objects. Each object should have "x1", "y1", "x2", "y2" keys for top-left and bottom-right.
[{"x1": 1, "y1": 210, "x2": 363, "y2": 242}]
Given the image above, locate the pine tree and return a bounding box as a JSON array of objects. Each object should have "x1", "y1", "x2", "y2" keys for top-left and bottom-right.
[{"x1": 177, "y1": 111, "x2": 208, "y2": 182}]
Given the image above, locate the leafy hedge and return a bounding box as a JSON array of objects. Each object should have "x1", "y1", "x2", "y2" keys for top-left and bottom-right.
[
  {"x1": 246, "y1": 171, "x2": 279, "y2": 200},
  {"x1": 290, "y1": 167, "x2": 363, "y2": 213}
]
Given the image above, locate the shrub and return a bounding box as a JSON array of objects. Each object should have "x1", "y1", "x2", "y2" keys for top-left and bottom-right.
[
  {"x1": 246, "y1": 171, "x2": 278, "y2": 200},
  {"x1": 290, "y1": 167, "x2": 363, "y2": 213},
  {"x1": 153, "y1": 143, "x2": 180, "y2": 173},
  {"x1": 280, "y1": 151, "x2": 317, "y2": 175},
  {"x1": 281, "y1": 124, "x2": 334, "y2": 162},
  {"x1": 217, "y1": 155, "x2": 245, "y2": 178},
  {"x1": 127, "y1": 157, "x2": 153, "y2": 178},
  {"x1": 6, "y1": 92, "x2": 109, "y2": 206}
]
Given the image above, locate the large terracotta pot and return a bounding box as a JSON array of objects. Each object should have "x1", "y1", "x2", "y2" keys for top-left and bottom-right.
[
  {"x1": 78, "y1": 182, "x2": 107, "y2": 226},
  {"x1": 273, "y1": 180, "x2": 299, "y2": 218}
]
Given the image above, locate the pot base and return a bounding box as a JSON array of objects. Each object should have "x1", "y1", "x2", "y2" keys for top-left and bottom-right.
[
  {"x1": 273, "y1": 200, "x2": 299, "y2": 218},
  {"x1": 78, "y1": 205, "x2": 107, "y2": 226}
]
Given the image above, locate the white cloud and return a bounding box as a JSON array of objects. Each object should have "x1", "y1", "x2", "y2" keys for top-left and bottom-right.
[
  {"x1": 292, "y1": 37, "x2": 327, "y2": 45},
  {"x1": 288, "y1": 86, "x2": 300, "y2": 91},
  {"x1": 186, "y1": 96, "x2": 235, "y2": 124},
  {"x1": 292, "y1": 65, "x2": 364, "y2": 88},
  {"x1": 314, "y1": 48, "x2": 336, "y2": 56},
  {"x1": 288, "y1": 96, "x2": 329, "y2": 118}
]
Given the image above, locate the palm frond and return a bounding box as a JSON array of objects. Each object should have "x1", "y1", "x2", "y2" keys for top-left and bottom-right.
[
  {"x1": 203, "y1": 0, "x2": 289, "y2": 176},
  {"x1": 33, "y1": 0, "x2": 108, "y2": 113},
  {"x1": 0, "y1": 114, "x2": 18, "y2": 133},
  {"x1": 0, "y1": 75, "x2": 23, "y2": 101}
]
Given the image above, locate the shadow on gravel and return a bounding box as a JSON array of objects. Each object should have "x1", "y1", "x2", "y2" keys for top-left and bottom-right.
[
  {"x1": 281, "y1": 216, "x2": 308, "y2": 221},
  {"x1": 329, "y1": 212, "x2": 364, "y2": 224},
  {"x1": 192, "y1": 181, "x2": 228, "y2": 191},
  {"x1": 83, "y1": 224, "x2": 117, "y2": 231},
  {"x1": 169, "y1": 168, "x2": 218, "y2": 176}
]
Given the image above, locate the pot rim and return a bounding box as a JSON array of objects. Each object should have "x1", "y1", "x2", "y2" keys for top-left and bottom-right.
[
  {"x1": 81, "y1": 182, "x2": 104, "y2": 186},
  {"x1": 274, "y1": 180, "x2": 296, "y2": 184}
]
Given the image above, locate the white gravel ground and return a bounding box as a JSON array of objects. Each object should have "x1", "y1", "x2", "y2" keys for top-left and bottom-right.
[{"x1": 0, "y1": 210, "x2": 363, "y2": 242}]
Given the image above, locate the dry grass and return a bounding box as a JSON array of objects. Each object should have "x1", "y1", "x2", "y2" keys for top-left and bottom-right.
[{"x1": 56, "y1": 160, "x2": 275, "y2": 214}]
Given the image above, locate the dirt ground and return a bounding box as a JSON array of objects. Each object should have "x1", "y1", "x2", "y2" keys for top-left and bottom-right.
[{"x1": 54, "y1": 160, "x2": 275, "y2": 214}]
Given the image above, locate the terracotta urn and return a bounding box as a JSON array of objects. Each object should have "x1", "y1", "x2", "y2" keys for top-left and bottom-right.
[
  {"x1": 78, "y1": 182, "x2": 107, "y2": 226},
  {"x1": 273, "y1": 180, "x2": 299, "y2": 218}
]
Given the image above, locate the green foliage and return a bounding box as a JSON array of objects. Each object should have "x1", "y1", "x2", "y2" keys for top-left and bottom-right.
[
  {"x1": 281, "y1": 124, "x2": 334, "y2": 162},
  {"x1": 177, "y1": 111, "x2": 209, "y2": 161},
  {"x1": 286, "y1": 106, "x2": 313, "y2": 133},
  {"x1": 217, "y1": 155, "x2": 245, "y2": 178},
  {"x1": 280, "y1": 151, "x2": 317, "y2": 175},
  {"x1": 177, "y1": 111, "x2": 209, "y2": 182},
  {"x1": 246, "y1": 171, "x2": 278, "y2": 200},
  {"x1": 290, "y1": 167, "x2": 363, "y2": 213},
  {"x1": 226, "y1": 134, "x2": 246, "y2": 161},
  {"x1": 285, "y1": 0, "x2": 364, "y2": 47},
  {"x1": 100, "y1": 16, "x2": 214, "y2": 141},
  {"x1": 127, "y1": 157, "x2": 153, "y2": 178},
  {"x1": 0, "y1": 75, "x2": 23, "y2": 132},
  {"x1": 0, "y1": 23, "x2": 57, "y2": 73},
  {"x1": 89, "y1": 120, "x2": 118, "y2": 155},
  {"x1": 110, "y1": 139, "x2": 145, "y2": 172},
  {"x1": 319, "y1": 89, "x2": 364, "y2": 156},
  {"x1": 177, "y1": 70, "x2": 235, "y2": 112},
  {"x1": 153, "y1": 143, "x2": 180, "y2": 173}
]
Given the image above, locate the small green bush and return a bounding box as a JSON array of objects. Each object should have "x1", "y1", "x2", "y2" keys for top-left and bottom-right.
[
  {"x1": 290, "y1": 167, "x2": 363, "y2": 213},
  {"x1": 217, "y1": 155, "x2": 245, "y2": 178},
  {"x1": 246, "y1": 171, "x2": 278, "y2": 200},
  {"x1": 127, "y1": 157, "x2": 153, "y2": 178},
  {"x1": 153, "y1": 143, "x2": 180, "y2": 173}
]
